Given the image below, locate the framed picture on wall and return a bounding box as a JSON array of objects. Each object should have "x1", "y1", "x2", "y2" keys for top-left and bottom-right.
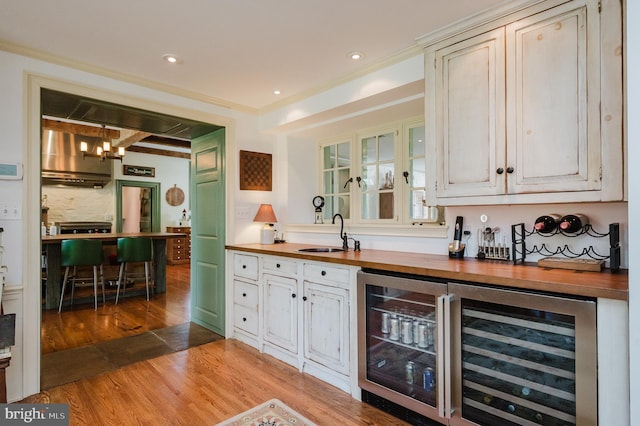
[{"x1": 239, "y1": 150, "x2": 272, "y2": 191}]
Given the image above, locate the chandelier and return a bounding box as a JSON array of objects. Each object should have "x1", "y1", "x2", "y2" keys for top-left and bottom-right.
[{"x1": 80, "y1": 125, "x2": 125, "y2": 161}]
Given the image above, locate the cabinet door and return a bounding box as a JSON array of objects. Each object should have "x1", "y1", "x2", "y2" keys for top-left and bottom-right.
[
  {"x1": 432, "y1": 28, "x2": 506, "y2": 198},
  {"x1": 303, "y1": 281, "x2": 349, "y2": 375},
  {"x1": 506, "y1": 2, "x2": 600, "y2": 194},
  {"x1": 263, "y1": 273, "x2": 298, "y2": 353}
]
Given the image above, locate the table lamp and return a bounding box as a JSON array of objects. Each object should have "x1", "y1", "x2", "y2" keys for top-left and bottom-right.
[{"x1": 253, "y1": 204, "x2": 277, "y2": 244}]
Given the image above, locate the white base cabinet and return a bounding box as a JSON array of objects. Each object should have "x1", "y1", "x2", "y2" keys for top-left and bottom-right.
[{"x1": 226, "y1": 251, "x2": 359, "y2": 397}]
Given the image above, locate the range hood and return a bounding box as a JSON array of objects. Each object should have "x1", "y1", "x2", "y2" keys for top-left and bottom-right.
[{"x1": 41, "y1": 130, "x2": 113, "y2": 188}]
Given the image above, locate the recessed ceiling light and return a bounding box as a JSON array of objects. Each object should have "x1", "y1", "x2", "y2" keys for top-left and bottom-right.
[
  {"x1": 273, "y1": 90, "x2": 281, "y2": 95},
  {"x1": 348, "y1": 51, "x2": 364, "y2": 60},
  {"x1": 162, "y1": 54, "x2": 180, "y2": 64}
]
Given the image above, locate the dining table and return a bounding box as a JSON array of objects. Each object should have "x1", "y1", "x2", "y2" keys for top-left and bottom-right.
[{"x1": 41, "y1": 231, "x2": 187, "y2": 310}]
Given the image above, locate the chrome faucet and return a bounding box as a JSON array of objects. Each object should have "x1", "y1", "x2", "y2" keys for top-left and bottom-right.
[{"x1": 332, "y1": 213, "x2": 349, "y2": 251}]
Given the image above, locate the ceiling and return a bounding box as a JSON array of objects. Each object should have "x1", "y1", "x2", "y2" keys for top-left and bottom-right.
[{"x1": 0, "y1": 0, "x2": 504, "y2": 112}]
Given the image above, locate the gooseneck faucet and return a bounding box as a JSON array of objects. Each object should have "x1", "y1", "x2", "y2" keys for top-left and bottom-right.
[{"x1": 332, "y1": 213, "x2": 349, "y2": 251}]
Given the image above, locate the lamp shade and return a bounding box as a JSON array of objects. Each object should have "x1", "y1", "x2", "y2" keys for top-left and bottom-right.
[{"x1": 253, "y1": 204, "x2": 277, "y2": 223}]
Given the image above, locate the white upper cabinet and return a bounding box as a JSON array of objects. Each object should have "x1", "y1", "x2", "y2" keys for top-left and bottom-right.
[{"x1": 423, "y1": 0, "x2": 623, "y2": 205}]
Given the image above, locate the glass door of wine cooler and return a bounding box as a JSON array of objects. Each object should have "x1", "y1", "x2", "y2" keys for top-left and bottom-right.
[
  {"x1": 357, "y1": 270, "x2": 448, "y2": 421},
  {"x1": 448, "y1": 283, "x2": 597, "y2": 426}
]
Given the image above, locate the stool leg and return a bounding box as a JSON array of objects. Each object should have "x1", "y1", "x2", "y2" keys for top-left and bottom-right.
[
  {"x1": 144, "y1": 261, "x2": 150, "y2": 301},
  {"x1": 100, "y1": 264, "x2": 105, "y2": 306},
  {"x1": 93, "y1": 265, "x2": 98, "y2": 310},
  {"x1": 58, "y1": 266, "x2": 70, "y2": 313},
  {"x1": 116, "y1": 262, "x2": 125, "y2": 304}
]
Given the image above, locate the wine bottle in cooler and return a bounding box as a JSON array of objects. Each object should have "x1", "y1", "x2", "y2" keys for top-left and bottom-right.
[
  {"x1": 559, "y1": 214, "x2": 589, "y2": 233},
  {"x1": 533, "y1": 214, "x2": 561, "y2": 233}
]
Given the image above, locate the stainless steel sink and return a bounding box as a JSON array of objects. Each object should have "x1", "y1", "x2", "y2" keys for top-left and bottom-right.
[{"x1": 297, "y1": 247, "x2": 345, "y2": 253}]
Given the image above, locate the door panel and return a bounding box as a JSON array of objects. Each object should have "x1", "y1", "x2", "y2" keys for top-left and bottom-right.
[{"x1": 190, "y1": 128, "x2": 225, "y2": 334}]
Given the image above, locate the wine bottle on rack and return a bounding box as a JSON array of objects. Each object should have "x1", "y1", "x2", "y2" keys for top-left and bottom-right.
[
  {"x1": 559, "y1": 214, "x2": 589, "y2": 233},
  {"x1": 533, "y1": 214, "x2": 561, "y2": 233}
]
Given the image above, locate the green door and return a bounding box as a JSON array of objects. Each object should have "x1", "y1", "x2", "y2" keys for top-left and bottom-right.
[{"x1": 190, "y1": 128, "x2": 225, "y2": 334}]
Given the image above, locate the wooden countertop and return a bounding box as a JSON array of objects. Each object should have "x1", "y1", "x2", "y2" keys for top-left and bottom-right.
[
  {"x1": 42, "y1": 232, "x2": 187, "y2": 244},
  {"x1": 226, "y1": 242, "x2": 628, "y2": 301}
]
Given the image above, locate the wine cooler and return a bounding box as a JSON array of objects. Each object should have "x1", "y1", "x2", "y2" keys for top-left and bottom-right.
[{"x1": 357, "y1": 270, "x2": 598, "y2": 426}]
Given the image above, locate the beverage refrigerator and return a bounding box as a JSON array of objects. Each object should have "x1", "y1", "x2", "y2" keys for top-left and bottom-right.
[{"x1": 357, "y1": 269, "x2": 597, "y2": 426}]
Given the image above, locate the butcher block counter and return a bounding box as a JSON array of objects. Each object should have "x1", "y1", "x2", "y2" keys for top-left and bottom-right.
[
  {"x1": 226, "y1": 242, "x2": 628, "y2": 301},
  {"x1": 42, "y1": 232, "x2": 187, "y2": 309}
]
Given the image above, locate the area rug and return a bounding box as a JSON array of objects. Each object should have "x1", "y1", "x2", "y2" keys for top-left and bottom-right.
[{"x1": 217, "y1": 398, "x2": 317, "y2": 426}]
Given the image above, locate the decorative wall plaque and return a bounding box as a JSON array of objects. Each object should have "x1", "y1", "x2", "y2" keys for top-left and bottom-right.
[
  {"x1": 239, "y1": 150, "x2": 272, "y2": 191},
  {"x1": 123, "y1": 164, "x2": 155, "y2": 177}
]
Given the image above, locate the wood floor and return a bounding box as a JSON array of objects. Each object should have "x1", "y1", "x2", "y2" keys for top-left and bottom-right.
[
  {"x1": 34, "y1": 263, "x2": 412, "y2": 425},
  {"x1": 41, "y1": 264, "x2": 191, "y2": 354}
]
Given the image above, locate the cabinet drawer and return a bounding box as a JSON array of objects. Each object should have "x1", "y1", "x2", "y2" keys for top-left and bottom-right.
[
  {"x1": 263, "y1": 257, "x2": 298, "y2": 276},
  {"x1": 233, "y1": 304, "x2": 258, "y2": 335},
  {"x1": 233, "y1": 253, "x2": 259, "y2": 280},
  {"x1": 303, "y1": 263, "x2": 350, "y2": 285},
  {"x1": 234, "y1": 280, "x2": 258, "y2": 308}
]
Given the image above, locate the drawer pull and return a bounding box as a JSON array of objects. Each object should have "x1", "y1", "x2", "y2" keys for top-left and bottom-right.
[
  {"x1": 242, "y1": 317, "x2": 247, "y2": 322},
  {"x1": 321, "y1": 270, "x2": 327, "y2": 276},
  {"x1": 276, "y1": 263, "x2": 281, "y2": 268},
  {"x1": 303, "y1": 296, "x2": 308, "y2": 301},
  {"x1": 242, "y1": 265, "x2": 247, "y2": 269},
  {"x1": 292, "y1": 293, "x2": 296, "y2": 298},
  {"x1": 242, "y1": 293, "x2": 247, "y2": 297}
]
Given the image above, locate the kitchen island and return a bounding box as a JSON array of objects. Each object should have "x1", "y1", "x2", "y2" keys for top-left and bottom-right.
[{"x1": 42, "y1": 232, "x2": 187, "y2": 310}]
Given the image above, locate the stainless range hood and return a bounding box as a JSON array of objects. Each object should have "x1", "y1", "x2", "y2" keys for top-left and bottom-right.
[{"x1": 41, "y1": 130, "x2": 113, "y2": 188}]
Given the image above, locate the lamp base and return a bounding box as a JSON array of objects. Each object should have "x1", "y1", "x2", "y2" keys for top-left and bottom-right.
[{"x1": 260, "y1": 228, "x2": 275, "y2": 244}]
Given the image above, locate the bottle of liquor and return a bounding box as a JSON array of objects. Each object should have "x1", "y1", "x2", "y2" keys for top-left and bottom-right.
[
  {"x1": 559, "y1": 214, "x2": 589, "y2": 233},
  {"x1": 533, "y1": 214, "x2": 561, "y2": 233}
]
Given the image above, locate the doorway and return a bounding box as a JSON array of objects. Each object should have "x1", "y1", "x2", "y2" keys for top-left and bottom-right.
[
  {"x1": 28, "y1": 78, "x2": 232, "y2": 397},
  {"x1": 115, "y1": 180, "x2": 161, "y2": 233}
]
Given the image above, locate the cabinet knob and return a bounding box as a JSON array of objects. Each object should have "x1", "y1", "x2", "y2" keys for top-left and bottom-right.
[
  {"x1": 507, "y1": 166, "x2": 514, "y2": 174},
  {"x1": 242, "y1": 293, "x2": 247, "y2": 297},
  {"x1": 292, "y1": 293, "x2": 297, "y2": 298},
  {"x1": 303, "y1": 296, "x2": 308, "y2": 301},
  {"x1": 242, "y1": 317, "x2": 247, "y2": 322},
  {"x1": 496, "y1": 167, "x2": 504, "y2": 175},
  {"x1": 242, "y1": 264, "x2": 247, "y2": 269},
  {"x1": 321, "y1": 270, "x2": 327, "y2": 276},
  {"x1": 276, "y1": 263, "x2": 281, "y2": 268}
]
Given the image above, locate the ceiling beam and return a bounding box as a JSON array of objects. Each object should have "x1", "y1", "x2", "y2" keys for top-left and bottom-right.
[
  {"x1": 140, "y1": 135, "x2": 191, "y2": 149},
  {"x1": 41, "y1": 118, "x2": 120, "y2": 139},
  {"x1": 115, "y1": 130, "x2": 152, "y2": 148},
  {"x1": 126, "y1": 145, "x2": 190, "y2": 159}
]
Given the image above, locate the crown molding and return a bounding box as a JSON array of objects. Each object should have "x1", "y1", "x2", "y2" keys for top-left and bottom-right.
[{"x1": 0, "y1": 39, "x2": 258, "y2": 115}]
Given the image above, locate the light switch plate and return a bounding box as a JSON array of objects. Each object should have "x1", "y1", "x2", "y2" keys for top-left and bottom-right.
[{"x1": 0, "y1": 204, "x2": 20, "y2": 220}]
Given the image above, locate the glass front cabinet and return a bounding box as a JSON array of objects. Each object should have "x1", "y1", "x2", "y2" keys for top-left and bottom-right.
[{"x1": 357, "y1": 270, "x2": 597, "y2": 426}]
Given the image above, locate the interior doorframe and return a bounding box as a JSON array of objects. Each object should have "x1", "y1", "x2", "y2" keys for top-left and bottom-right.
[
  {"x1": 26, "y1": 73, "x2": 236, "y2": 399},
  {"x1": 115, "y1": 180, "x2": 161, "y2": 233}
]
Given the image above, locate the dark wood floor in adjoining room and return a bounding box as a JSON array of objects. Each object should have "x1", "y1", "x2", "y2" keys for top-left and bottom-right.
[{"x1": 41, "y1": 264, "x2": 192, "y2": 355}]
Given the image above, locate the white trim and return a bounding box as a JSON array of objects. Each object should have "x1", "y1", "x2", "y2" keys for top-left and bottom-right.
[{"x1": 284, "y1": 223, "x2": 448, "y2": 239}]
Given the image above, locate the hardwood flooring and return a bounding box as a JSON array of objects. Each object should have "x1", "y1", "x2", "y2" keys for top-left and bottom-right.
[
  {"x1": 26, "y1": 339, "x2": 411, "y2": 425},
  {"x1": 41, "y1": 264, "x2": 191, "y2": 355},
  {"x1": 34, "y1": 263, "x2": 412, "y2": 425}
]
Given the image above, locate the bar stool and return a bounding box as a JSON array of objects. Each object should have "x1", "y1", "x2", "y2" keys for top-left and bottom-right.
[
  {"x1": 58, "y1": 239, "x2": 105, "y2": 313},
  {"x1": 116, "y1": 237, "x2": 154, "y2": 303}
]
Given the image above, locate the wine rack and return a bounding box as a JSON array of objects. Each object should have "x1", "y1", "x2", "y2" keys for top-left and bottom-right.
[
  {"x1": 460, "y1": 298, "x2": 582, "y2": 426},
  {"x1": 510, "y1": 222, "x2": 620, "y2": 272}
]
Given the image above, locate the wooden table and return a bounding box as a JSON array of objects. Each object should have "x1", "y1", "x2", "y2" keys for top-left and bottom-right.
[{"x1": 42, "y1": 232, "x2": 186, "y2": 310}]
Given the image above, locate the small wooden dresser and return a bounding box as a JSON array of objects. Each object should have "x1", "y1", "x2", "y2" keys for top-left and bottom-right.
[{"x1": 166, "y1": 226, "x2": 191, "y2": 264}]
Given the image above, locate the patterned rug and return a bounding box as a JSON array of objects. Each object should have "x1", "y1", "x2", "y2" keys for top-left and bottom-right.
[{"x1": 217, "y1": 399, "x2": 317, "y2": 426}]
